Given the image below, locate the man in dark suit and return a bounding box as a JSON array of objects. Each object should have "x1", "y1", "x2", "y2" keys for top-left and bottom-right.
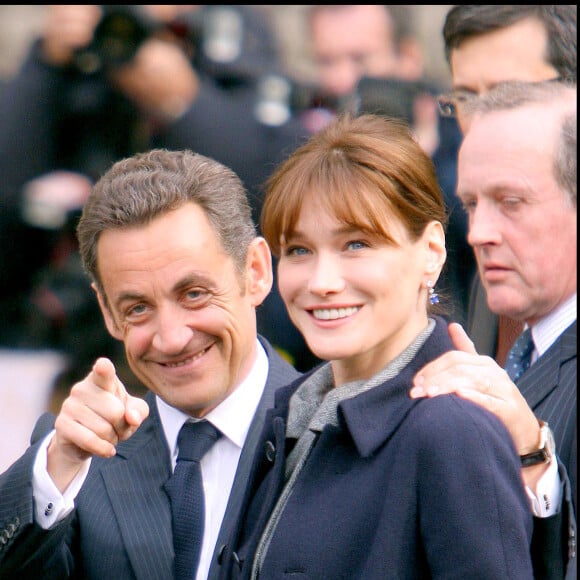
[
  {"x1": 411, "y1": 80, "x2": 577, "y2": 578},
  {"x1": 436, "y1": 4, "x2": 577, "y2": 364},
  {"x1": 0, "y1": 149, "x2": 300, "y2": 579}
]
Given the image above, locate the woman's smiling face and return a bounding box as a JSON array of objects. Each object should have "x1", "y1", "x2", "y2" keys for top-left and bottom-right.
[{"x1": 277, "y1": 195, "x2": 444, "y2": 385}]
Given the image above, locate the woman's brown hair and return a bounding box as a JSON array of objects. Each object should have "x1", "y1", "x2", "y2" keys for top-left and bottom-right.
[{"x1": 261, "y1": 113, "x2": 447, "y2": 258}]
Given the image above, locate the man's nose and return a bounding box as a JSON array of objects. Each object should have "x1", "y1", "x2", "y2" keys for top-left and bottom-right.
[
  {"x1": 151, "y1": 306, "x2": 194, "y2": 352},
  {"x1": 467, "y1": 202, "x2": 501, "y2": 248}
]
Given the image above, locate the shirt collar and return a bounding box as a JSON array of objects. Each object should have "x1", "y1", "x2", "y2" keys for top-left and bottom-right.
[
  {"x1": 530, "y1": 293, "x2": 577, "y2": 357},
  {"x1": 157, "y1": 338, "x2": 269, "y2": 458}
]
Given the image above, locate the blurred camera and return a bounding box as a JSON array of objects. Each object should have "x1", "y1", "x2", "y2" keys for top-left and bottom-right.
[
  {"x1": 74, "y1": 5, "x2": 159, "y2": 74},
  {"x1": 254, "y1": 74, "x2": 434, "y2": 127},
  {"x1": 73, "y1": 5, "x2": 275, "y2": 85},
  {"x1": 354, "y1": 77, "x2": 435, "y2": 125},
  {"x1": 254, "y1": 74, "x2": 344, "y2": 126}
]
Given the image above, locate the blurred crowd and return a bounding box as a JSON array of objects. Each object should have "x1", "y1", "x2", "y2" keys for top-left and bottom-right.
[{"x1": 0, "y1": 5, "x2": 460, "y2": 471}]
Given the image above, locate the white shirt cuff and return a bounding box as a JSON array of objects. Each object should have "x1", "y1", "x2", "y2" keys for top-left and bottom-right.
[
  {"x1": 525, "y1": 457, "x2": 561, "y2": 517},
  {"x1": 32, "y1": 430, "x2": 92, "y2": 528}
]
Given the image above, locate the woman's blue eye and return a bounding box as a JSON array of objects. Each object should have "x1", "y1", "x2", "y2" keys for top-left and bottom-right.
[
  {"x1": 348, "y1": 240, "x2": 368, "y2": 250},
  {"x1": 286, "y1": 246, "x2": 309, "y2": 256}
]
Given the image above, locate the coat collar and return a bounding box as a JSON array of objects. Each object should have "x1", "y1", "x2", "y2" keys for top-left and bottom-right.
[{"x1": 272, "y1": 317, "x2": 453, "y2": 459}]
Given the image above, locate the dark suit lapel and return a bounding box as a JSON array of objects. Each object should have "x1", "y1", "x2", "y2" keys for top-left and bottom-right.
[
  {"x1": 225, "y1": 339, "x2": 300, "y2": 508},
  {"x1": 518, "y1": 321, "x2": 576, "y2": 410},
  {"x1": 468, "y1": 273, "x2": 499, "y2": 357},
  {"x1": 209, "y1": 338, "x2": 300, "y2": 578},
  {"x1": 101, "y1": 395, "x2": 174, "y2": 580}
]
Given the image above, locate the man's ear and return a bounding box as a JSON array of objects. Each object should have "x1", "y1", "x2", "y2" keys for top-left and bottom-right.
[
  {"x1": 92, "y1": 282, "x2": 123, "y2": 340},
  {"x1": 245, "y1": 237, "x2": 273, "y2": 307}
]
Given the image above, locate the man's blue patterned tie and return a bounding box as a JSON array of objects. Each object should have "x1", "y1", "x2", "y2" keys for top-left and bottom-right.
[
  {"x1": 166, "y1": 420, "x2": 221, "y2": 580},
  {"x1": 505, "y1": 327, "x2": 534, "y2": 382}
]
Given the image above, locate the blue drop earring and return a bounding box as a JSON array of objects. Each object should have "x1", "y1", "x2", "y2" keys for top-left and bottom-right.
[{"x1": 427, "y1": 280, "x2": 439, "y2": 305}]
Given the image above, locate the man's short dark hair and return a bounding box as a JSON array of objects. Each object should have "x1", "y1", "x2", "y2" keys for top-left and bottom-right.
[{"x1": 443, "y1": 5, "x2": 577, "y2": 82}]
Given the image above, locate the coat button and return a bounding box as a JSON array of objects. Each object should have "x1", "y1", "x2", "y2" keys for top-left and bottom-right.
[
  {"x1": 264, "y1": 440, "x2": 276, "y2": 462},
  {"x1": 217, "y1": 543, "x2": 227, "y2": 564}
]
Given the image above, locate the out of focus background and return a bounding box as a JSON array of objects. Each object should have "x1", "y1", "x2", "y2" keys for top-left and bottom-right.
[
  {"x1": 0, "y1": 5, "x2": 456, "y2": 473},
  {"x1": 0, "y1": 6, "x2": 453, "y2": 84}
]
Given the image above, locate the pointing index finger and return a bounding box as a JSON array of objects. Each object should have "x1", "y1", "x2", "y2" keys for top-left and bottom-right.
[{"x1": 92, "y1": 357, "x2": 125, "y2": 398}]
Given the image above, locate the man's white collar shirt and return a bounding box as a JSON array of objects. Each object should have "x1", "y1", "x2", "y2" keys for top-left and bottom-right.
[
  {"x1": 530, "y1": 293, "x2": 576, "y2": 361},
  {"x1": 158, "y1": 339, "x2": 268, "y2": 580},
  {"x1": 33, "y1": 338, "x2": 269, "y2": 580}
]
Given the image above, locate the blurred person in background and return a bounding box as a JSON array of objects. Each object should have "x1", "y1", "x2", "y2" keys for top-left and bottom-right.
[
  {"x1": 301, "y1": 4, "x2": 474, "y2": 327},
  {"x1": 0, "y1": 5, "x2": 316, "y2": 405},
  {"x1": 436, "y1": 4, "x2": 577, "y2": 364}
]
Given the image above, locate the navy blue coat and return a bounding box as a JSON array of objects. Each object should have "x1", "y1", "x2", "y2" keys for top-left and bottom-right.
[{"x1": 220, "y1": 317, "x2": 533, "y2": 579}]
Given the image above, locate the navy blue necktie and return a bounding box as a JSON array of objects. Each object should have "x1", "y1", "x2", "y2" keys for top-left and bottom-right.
[
  {"x1": 166, "y1": 420, "x2": 221, "y2": 580},
  {"x1": 505, "y1": 328, "x2": 534, "y2": 382}
]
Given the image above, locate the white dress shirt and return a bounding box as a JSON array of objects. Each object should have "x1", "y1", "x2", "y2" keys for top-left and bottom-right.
[{"x1": 32, "y1": 339, "x2": 270, "y2": 580}]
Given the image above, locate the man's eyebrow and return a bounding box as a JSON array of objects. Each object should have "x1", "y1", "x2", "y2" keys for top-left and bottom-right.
[
  {"x1": 113, "y1": 273, "x2": 216, "y2": 308},
  {"x1": 173, "y1": 273, "x2": 216, "y2": 293}
]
